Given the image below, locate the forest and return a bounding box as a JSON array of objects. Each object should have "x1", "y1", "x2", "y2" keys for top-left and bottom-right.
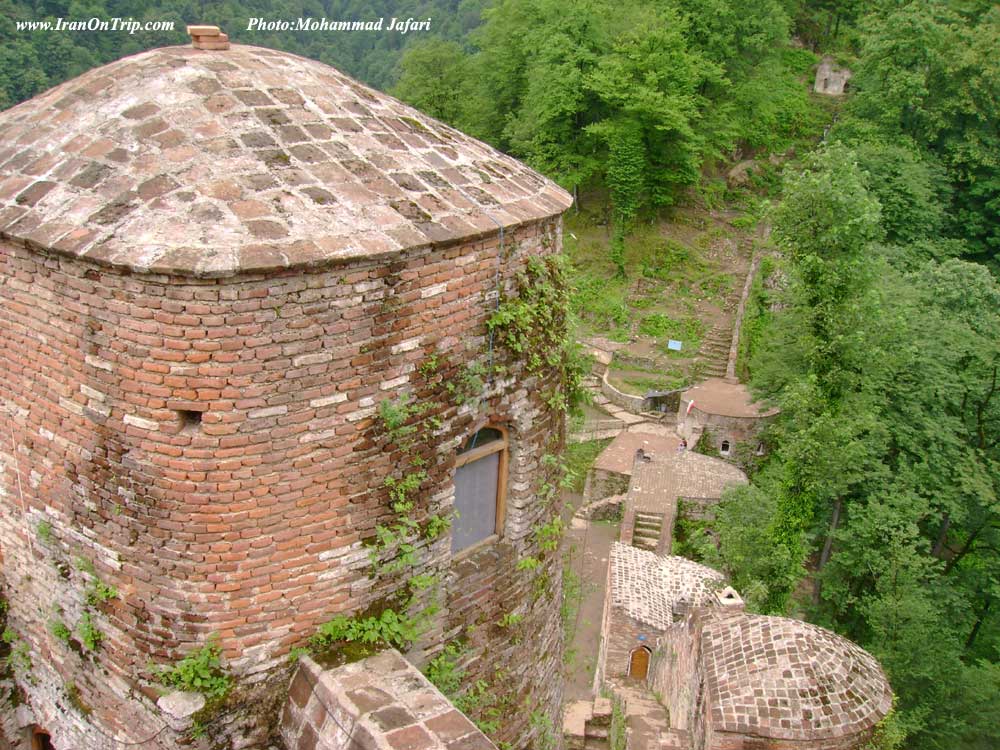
[{"x1": 3, "y1": 1, "x2": 998, "y2": 749}]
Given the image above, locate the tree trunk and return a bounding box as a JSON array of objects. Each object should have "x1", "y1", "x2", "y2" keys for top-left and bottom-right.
[
  {"x1": 932, "y1": 513, "x2": 951, "y2": 558},
  {"x1": 965, "y1": 597, "x2": 992, "y2": 652},
  {"x1": 813, "y1": 497, "x2": 842, "y2": 605},
  {"x1": 944, "y1": 522, "x2": 987, "y2": 575}
]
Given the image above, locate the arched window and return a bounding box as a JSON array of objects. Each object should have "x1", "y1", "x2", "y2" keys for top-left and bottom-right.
[
  {"x1": 720, "y1": 439, "x2": 731, "y2": 456},
  {"x1": 452, "y1": 426, "x2": 508, "y2": 554}
]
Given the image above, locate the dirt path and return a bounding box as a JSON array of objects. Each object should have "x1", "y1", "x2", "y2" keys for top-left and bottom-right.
[{"x1": 562, "y1": 506, "x2": 620, "y2": 702}]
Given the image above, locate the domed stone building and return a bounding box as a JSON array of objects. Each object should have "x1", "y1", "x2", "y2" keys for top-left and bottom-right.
[
  {"x1": 0, "y1": 37, "x2": 573, "y2": 750},
  {"x1": 585, "y1": 543, "x2": 893, "y2": 750},
  {"x1": 678, "y1": 378, "x2": 779, "y2": 462}
]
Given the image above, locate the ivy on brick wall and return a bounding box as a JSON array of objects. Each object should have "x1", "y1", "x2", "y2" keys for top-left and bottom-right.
[{"x1": 487, "y1": 255, "x2": 590, "y2": 413}]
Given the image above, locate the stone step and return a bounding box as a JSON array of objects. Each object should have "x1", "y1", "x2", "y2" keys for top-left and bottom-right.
[
  {"x1": 635, "y1": 513, "x2": 662, "y2": 522},
  {"x1": 586, "y1": 726, "x2": 609, "y2": 740},
  {"x1": 590, "y1": 698, "x2": 613, "y2": 727}
]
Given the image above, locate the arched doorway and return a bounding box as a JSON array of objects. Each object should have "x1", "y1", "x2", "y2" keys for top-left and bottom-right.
[
  {"x1": 31, "y1": 727, "x2": 55, "y2": 750},
  {"x1": 628, "y1": 646, "x2": 651, "y2": 680}
]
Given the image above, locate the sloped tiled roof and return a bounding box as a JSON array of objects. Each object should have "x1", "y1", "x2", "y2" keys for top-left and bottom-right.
[
  {"x1": 0, "y1": 45, "x2": 572, "y2": 277},
  {"x1": 609, "y1": 543, "x2": 725, "y2": 630},
  {"x1": 593, "y1": 431, "x2": 681, "y2": 475},
  {"x1": 629, "y1": 451, "x2": 747, "y2": 513},
  {"x1": 681, "y1": 378, "x2": 779, "y2": 418}
]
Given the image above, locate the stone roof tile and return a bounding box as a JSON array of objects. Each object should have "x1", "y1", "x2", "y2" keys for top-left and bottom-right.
[
  {"x1": 681, "y1": 378, "x2": 779, "y2": 418},
  {"x1": 702, "y1": 613, "x2": 894, "y2": 740},
  {"x1": 609, "y1": 543, "x2": 725, "y2": 631},
  {"x1": 0, "y1": 44, "x2": 572, "y2": 277},
  {"x1": 630, "y1": 451, "x2": 747, "y2": 513}
]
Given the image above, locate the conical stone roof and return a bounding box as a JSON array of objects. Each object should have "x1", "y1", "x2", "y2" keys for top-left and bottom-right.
[{"x1": 0, "y1": 44, "x2": 572, "y2": 277}]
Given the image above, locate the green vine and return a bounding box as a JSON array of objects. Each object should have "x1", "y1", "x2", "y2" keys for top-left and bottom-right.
[
  {"x1": 2, "y1": 628, "x2": 32, "y2": 678},
  {"x1": 310, "y1": 609, "x2": 419, "y2": 651},
  {"x1": 77, "y1": 612, "x2": 102, "y2": 652},
  {"x1": 424, "y1": 642, "x2": 513, "y2": 738},
  {"x1": 487, "y1": 256, "x2": 590, "y2": 413},
  {"x1": 48, "y1": 619, "x2": 72, "y2": 644},
  {"x1": 36, "y1": 520, "x2": 53, "y2": 543}
]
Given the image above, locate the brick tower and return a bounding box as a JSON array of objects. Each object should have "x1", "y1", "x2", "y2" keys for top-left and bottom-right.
[{"x1": 0, "y1": 40, "x2": 572, "y2": 749}]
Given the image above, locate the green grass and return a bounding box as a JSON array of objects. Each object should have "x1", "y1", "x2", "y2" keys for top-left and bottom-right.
[
  {"x1": 565, "y1": 439, "x2": 612, "y2": 493},
  {"x1": 636, "y1": 314, "x2": 707, "y2": 352},
  {"x1": 570, "y1": 271, "x2": 631, "y2": 340}
]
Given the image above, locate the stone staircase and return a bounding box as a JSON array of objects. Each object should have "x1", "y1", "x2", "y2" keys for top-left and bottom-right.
[
  {"x1": 567, "y1": 687, "x2": 694, "y2": 750},
  {"x1": 564, "y1": 697, "x2": 614, "y2": 750},
  {"x1": 696, "y1": 324, "x2": 731, "y2": 379},
  {"x1": 615, "y1": 686, "x2": 676, "y2": 750},
  {"x1": 632, "y1": 512, "x2": 664, "y2": 551}
]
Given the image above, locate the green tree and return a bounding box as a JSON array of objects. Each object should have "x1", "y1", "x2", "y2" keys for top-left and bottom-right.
[{"x1": 392, "y1": 38, "x2": 472, "y2": 125}]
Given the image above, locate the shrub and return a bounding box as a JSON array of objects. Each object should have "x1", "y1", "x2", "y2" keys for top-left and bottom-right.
[{"x1": 154, "y1": 640, "x2": 232, "y2": 700}]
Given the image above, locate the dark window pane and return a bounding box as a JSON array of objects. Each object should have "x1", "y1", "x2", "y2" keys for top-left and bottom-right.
[
  {"x1": 452, "y1": 451, "x2": 500, "y2": 552},
  {"x1": 460, "y1": 428, "x2": 504, "y2": 453}
]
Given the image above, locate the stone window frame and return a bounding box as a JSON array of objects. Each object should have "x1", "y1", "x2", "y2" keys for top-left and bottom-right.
[
  {"x1": 451, "y1": 423, "x2": 509, "y2": 558},
  {"x1": 719, "y1": 439, "x2": 731, "y2": 457}
]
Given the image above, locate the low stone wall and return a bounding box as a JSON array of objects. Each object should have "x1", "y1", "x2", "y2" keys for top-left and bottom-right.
[
  {"x1": 584, "y1": 468, "x2": 630, "y2": 503},
  {"x1": 281, "y1": 651, "x2": 496, "y2": 750},
  {"x1": 575, "y1": 494, "x2": 624, "y2": 522},
  {"x1": 678, "y1": 495, "x2": 721, "y2": 522},
  {"x1": 600, "y1": 370, "x2": 646, "y2": 413}
]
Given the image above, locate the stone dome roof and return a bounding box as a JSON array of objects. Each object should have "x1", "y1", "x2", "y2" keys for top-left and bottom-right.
[
  {"x1": 609, "y1": 543, "x2": 725, "y2": 630},
  {"x1": 681, "y1": 378, "x2": 779, "y2": 418},
  {"x1": 702, "y1": 613, "x2": 893, "y2": 741},
  {"x1": 0, "y1": 45, "x2": 572, "y2": 277}
]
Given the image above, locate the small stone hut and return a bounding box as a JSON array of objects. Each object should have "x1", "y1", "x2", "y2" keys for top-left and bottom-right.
[
  {"x1": 585, "y1": 429, "x2": 679, "y2": 502},
  {"x1": 678, "y1": 378, "x2": 778, "y2": 461},
  {"x1": 814, "y1": 56, "x2": 853, "y2": 96},
  {"x1": 620, "y1": 450, "x2": 747, "y2": 552},
  {"x1": 0, "y1": 41, "x2": 572, "y2": 750},
  {"x1": 595, "y1": 543, "x2": 729, "y2": 686}
]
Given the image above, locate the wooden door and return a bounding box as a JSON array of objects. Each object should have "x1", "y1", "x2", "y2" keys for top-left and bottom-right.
[{"x1": 629, "y1": 647, "x2": 650, "y2": 680}]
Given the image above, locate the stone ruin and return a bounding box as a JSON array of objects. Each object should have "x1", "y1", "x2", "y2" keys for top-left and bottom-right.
[
  {"x1": 0, "y1": 32, "x2": 573, "y2": 750},
  {"x1": 579, "y1": 542, "x2": 894, "y2": 750},
  {"x1": 571, "y1": 453, "x2": 893, "y2": 750},
  {"x1": 814, "y1": 56, "x2": 853, "y2": 96}
]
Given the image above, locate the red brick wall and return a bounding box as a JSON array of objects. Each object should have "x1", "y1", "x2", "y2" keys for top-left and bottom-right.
[{"x1": 0, "y1": 216, "x2": 566, "y2": 749}]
